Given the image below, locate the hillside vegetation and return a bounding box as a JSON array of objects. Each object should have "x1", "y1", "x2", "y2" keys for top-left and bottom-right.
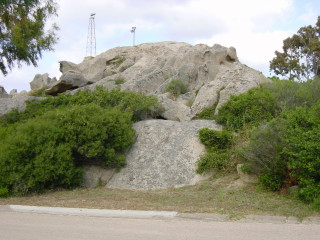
[
  {"x1": 198, "y1": 76, "x2": 320, "y2": 208},
  {"x1": 0, "y1": 86, "x2": 162, "y2": 197}
]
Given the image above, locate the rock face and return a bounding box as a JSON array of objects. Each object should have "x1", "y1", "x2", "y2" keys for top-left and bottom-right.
[
  {"x1": 106, "y1": 119, "x2": 221, "y2": 190},
  {"x1": 45, "y1": 70, "x2": 93, "y2": 96},
  {"x1": 30, "y1": 73, "x2": 57, "y2": 90},
  {"x1": 59, "y1": 41, "x2": 269, "y2": 120},
  {"x1": 0, "y1": 95, "x2": 44, "y2": 115},
  {"x1": 0, "y1": 86, "x2": 10, "y2": 98}
]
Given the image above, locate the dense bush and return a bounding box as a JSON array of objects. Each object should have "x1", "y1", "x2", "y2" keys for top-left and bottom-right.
[
  {"x1": 2, "y1": 86, "x2": 162, "y2": 125},
  {"x1": 0, "y1": 104, "x2": 135, "y2": 196},
  {"x1": 198, "y1": 128, "x2": 233, "y2": 150},
  {"x1": 197, "y1": 150, "x2": 230, "y2": 174},
  {"x1": 281, "y1": 103, "x2": 320, "y2": 202},
  {"x1": 240, "y1": 121, "x2": 287, "y2": 191},
  {"x1": 215, "y1": 87, "x2": 279, "y2": 130},
  {"x1": 263, "y1": 77, "x2": 320, "y2": 110},
  {"x1": 165, "y1": 80, "x2": 188, "y2": 98},
  {"x1": 241, "y1": 101, "x2": 320, "y2": 202},
  {"x1": 197, "y1": 128, "x2": 233, "y2": 173}
]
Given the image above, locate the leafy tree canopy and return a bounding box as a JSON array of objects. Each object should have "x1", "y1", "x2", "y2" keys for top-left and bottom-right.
[
  {"x1": 0, "y1": 0, "x2": 58, "y2": 75},
  {"x1": 270, "y1": 16, "x2": 320, "y2": 81}
]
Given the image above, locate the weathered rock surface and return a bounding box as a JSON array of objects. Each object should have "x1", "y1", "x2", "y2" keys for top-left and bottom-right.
[
  {"x1": 106, "y1": 119, "x2": 221, "y2": 190},
  {"x1": 30, "y1": 73, "x2": 57, "y2": 90},
  {"x1": 45, "y1": 70, "x2": 93, "y2": 96},
  {"x1": 0, "y1": 95, "x2": 44, "y2": 115}
]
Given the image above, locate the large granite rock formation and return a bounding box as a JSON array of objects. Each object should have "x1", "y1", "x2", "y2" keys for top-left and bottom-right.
[
  {"x1": 53, "y1": 41, "x2": 268, "y2": 120},
  {"x1": 106, "y1": 119, "x2": 221, "y2": 190},
  {"x1": 1, "y1": 42, "x2": 269, "y2": 190},
  {"x1": 28, "y1": 42, "x2": 268, "y2": 120}
]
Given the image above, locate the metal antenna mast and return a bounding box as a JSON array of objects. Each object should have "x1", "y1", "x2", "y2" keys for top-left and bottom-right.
[
  {"x1": 86, "y1": 13, "x2": 96, "y2": 57},
  {"x1": 130, "y1": 26, "x2": 136, "y2": 46}
]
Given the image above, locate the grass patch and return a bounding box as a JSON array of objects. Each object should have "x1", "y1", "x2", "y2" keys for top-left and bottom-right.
[
  {"x1": 0, "y1": 173, "x2": 318, "y2": 219},
  {"x1": 29, "y1": 87, "x2": 49, "y2": 97},
  {"x1": 108, "y1": 78, "x2": 126, "y2": 85}
]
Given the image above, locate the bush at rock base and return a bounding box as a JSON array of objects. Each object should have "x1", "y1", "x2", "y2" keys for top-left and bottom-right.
[
  {"x1": 0, "y1": 104, "x2": 135, "y2": 196},
  {"x1": 198, "y1": 77, "x2": 320, "y2": 204},
  {"x1": 197, "y1": 128, "x2": 233, "y2": 174},
  {"x1": 0, "y1": 87, "x2": 161, "y2": 196}
]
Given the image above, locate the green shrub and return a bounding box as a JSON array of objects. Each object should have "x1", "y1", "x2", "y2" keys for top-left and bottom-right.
[
  {"x1": 199, "y1": 128, "x2": 232, "y2": 150},
  {"x1": 259, "y1": 173, "x2": 284, "y2": 192},
  {"x1": 240, "y1": 121, "x2": 287, "y2": 191},
  {"x1": 263, "y1": 77, "x2": 320, "y2": 111},
  {"x1": 0, "y1": 104, "x2": 135, "y2": 196},
  {"x1": 0, "y1": 187, "x2": 9, "y2": 197},
  {"x1": 281, "y1": 103, "x2": 320, "y2": 202},
  {"x1": 197, "y1": 128, "x2": 233, "y2": 173},
  {"x1": 198, "y1": 104, "x2": 216, "y2": 120},
  {"x1": 197, "y1": 150, "x2": 230, "y2": 174},
  {"x1": 165, "y1": 80, "x2": 188, "y2": 98},
  {"x1": 1, "y1": 86, "x2": 162, "y2": 124},
  {"x1": 215, "y1": 87, "x2": 279, "y2": 130}
]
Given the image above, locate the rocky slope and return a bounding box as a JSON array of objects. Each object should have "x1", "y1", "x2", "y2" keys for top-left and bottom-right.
[{"x1": 0, "y1": 41, "x2": 269, "y2": 190}]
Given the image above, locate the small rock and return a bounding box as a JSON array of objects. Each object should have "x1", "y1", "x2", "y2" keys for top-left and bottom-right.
[
  {"x1": 82, "y1": 166, "x2": 115, "y2": 188},
  {"x1": 237, "y1": 164, "x2": 259, "y2": 184}
]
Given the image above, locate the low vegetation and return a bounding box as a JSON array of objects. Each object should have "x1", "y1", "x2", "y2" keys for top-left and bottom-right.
[
  {"x1": 0, "y1": 86, "x2": 162, "y2": 197},
  {"x1": 108, "y1": 77, "x2": 126, "y2": 85},
  {"x1": 0, "y1": 174, "x2": 318, "y2": 219},
  {"x1": 165, "y1": 80, "x2": 188, "y2": 98}
]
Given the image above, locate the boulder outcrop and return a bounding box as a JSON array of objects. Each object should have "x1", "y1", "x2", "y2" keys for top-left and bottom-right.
[
  {"x1": 30, "y1": 42, "x2": 269, "y2": 119},
  {"x1": 30, "y1": 73, "x2": 57, "y2": 90},
  {"x1": 12, "y1": 41, "x2": 270, "y2": 190},
  {"x1": 63, "y1": 42, "x2": 268, "y2": 120},
  {"x1": 45, "y1": 70, "x2": 93, "y2": 96},
  {"x1": 106, "y1": 119, "x2": 221, "y2": 190}
]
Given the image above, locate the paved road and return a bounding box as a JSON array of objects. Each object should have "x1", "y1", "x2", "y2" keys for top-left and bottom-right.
[{"x1": 1, "y1": 211, "x2": 320, "y2": 240}]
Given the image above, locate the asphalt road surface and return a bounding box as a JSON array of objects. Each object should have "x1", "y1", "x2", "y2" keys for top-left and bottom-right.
[{"x1": 1, "y1": 211, "x2": 320, "y2": 240}]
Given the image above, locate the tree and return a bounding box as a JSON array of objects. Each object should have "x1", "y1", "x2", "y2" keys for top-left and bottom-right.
[
  {"x1": 0, "y1": 0, "x2": 58, "y2": 76},
  {"x1": 270, "y1": 16, "x2": 320, "y2": 81}
]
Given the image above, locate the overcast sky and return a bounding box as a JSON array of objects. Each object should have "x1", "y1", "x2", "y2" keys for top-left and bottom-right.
[{"x1": 1, "y1": 0, "x2": 320, "y2": 92}]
